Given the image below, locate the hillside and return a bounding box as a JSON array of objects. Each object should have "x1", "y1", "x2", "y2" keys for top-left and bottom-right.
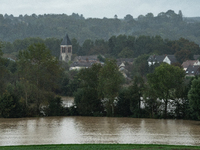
[{"x1": 0, "y1": 10, "x2": 200, "y2": 45}]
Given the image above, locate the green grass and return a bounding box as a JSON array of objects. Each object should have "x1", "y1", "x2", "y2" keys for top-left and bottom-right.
[{"x1": 0, "y1": 144, "x2": 200, "y2": 150}]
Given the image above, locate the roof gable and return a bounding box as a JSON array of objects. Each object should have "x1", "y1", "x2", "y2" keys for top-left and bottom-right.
[
  {"x1": 166, "y1": 55, "x2": 177, "y2": 64},
  {"x1": 148, "y1": 55, "x2": 165, "y2": 62},
  {"x1": 182, "y1": 60, "x2": 197, "y2": 68}
]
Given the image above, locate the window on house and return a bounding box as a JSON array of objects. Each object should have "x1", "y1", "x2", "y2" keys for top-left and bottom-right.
[
  {"x1": 192, "y1": 71, "x2": 194, "y2": 74},
  {"x1": 186, "y1": 71, "x2": 188, "y2": 73}
]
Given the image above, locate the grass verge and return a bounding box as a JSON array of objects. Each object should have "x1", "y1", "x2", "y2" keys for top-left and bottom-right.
[{"x1": 0, "y1": 144, "x2": 200, "y2": 150}]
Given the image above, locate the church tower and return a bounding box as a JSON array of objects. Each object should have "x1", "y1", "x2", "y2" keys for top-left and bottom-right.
[{"x1": 60, "y1": 33, "x2": 72, "y2": 62}]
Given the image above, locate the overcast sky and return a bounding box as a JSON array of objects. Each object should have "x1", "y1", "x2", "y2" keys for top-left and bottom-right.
[{"x1": 1, "y1": 0, "x2": 199, "y2": 18}]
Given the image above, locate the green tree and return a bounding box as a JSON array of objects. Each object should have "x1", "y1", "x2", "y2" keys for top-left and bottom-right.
[
  {"x1": 143, "y1": 84, "x2": 161, "y2": 118},
  {"x1": 118, "y1": 47, "x2": 134, "y2": 58},
  {"x1": 188, "y1": 77, "x2": 200, "y2": 120},
  {"x1": 98, "y1": 59, "x2": 123, "y2": 116},
  {"x1": 0, "y1": 91, "x2": 25, "y2": 118},
  {"x1": 129, "y1": 76, "x2": 144, "y2": 117},
  {"x1": 46, "y1": 96, "x2": 65, "y2": 116},
  {"x1": 147, "y1": 63, "x2": 185, "y2": 118},
  {"x1": 74, "y1": 63, "x2": 103, "y2": 116},
  {"x1": 116, "y1": 88, "x2": 132, "y2": 117},
  {"x1": 175, "y1": 49, "x2": 193, "y2": 63},
  {"x1": 132, "y1": 54, "x2": 149, "y2": 77},
  {"x1": 17, "y1": 43, "x2": 62, "y2": 115},
  {"x1": 0, "y1": 42, "x2": 8, "y2": 94}
]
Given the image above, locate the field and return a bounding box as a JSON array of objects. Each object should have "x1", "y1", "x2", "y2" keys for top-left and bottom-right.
[{"x1": 0, "y1": 144, "x2": 200, "y2": 150}]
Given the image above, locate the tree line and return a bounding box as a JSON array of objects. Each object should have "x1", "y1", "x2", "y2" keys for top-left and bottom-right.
[
  {"x1": 0, "y1": 39, "x2": 200, "y2": 120},
  {"x1": 2, "y1": 35, "x2": 200, "y2": 65},
  {"x1": 1, "y1": 10, "x2": 200, "y2": 45}
]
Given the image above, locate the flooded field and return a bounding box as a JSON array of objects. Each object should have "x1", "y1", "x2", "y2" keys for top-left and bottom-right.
[{"x1": 0, "y1": 117, "x2": 200, "y2": 146}]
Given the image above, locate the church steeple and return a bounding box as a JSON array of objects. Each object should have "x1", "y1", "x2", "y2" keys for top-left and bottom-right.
[{"x1": 60, "y1": 34, "x2": 72, "y2": 62}]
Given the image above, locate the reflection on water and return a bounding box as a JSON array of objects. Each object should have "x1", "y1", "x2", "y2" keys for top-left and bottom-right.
[{"x1": 0, "y1": 117, "x2": 200, "y2": 146}]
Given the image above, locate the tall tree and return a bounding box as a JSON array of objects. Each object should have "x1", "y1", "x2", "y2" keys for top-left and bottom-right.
[
  {"x1": 129, "y1": 76, "x2": 144, "y2": 117},
  {"x1": 98, "y1": 59, "x2": 123, "y2": 116},
  {"x1": 147, "y1": 63, "x2": 185, "y2": 118},
  {"x1": 188, "y1": 77, "x2": 200, "y2": 120},
  {"x1": 0, "y1": 42, "x2": 7, "y2": 94},
  {"x1": 17, "y1": 43, "x2": 62, "y2": 114},
  {"x1": 74, "y1": 63, "x2": 103, "y2": 116}
]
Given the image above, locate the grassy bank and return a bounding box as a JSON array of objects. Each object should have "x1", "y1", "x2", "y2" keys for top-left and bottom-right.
[{"x1": 0, "y1": 144, "x2": 200, "y2": 150}]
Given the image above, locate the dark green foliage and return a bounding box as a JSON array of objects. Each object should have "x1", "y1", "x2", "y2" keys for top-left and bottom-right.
[
  {"x1": 132, "y1": 54, "x2": 150, "y2": 77},
  {"x1": 128, "y1": 76, "x2": 145, "y2": 118},
  {"x1": 98, "y1": 59, "x2": 124, "y2": 116},
  {"x1": 0, "y1": 92, "x2": 25, "y2": 118},
  {"x1": 147, "y1": 63, "x2": 186, "y2": 118},
  {"x1": 1, "y1": 10, "x2": 200, "y2": 47},
  {"x1": 74, "y1": 88, "x2": 103, "y2": 116},
  {"x1": 0, "y1": 43, "x2": 8, "y2": 94},
  {"x1": 116, "y1": 88, "x2": 132, "y2": 117},
  {"x1": 188, "y1": 77, "x2": 200, "y2": 120},
  {"x1": 74, "y1": 64, "x2": 104, "y2": 116},
  {"x1": 17, "y1": 43, "x2": 62, "y2": 115},
  {"x1": 46, "y1": 96, "x2": 65, "y2": 116}
]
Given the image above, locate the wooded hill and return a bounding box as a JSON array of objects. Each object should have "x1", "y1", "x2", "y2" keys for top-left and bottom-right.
[{"x1": 0, "y1": 10, "x2": 200, "y2": 45}]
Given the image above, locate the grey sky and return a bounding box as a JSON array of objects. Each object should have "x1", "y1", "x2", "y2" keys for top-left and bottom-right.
[{"x1": 0, "y1": 0, "x2": 199, "y2": 18}]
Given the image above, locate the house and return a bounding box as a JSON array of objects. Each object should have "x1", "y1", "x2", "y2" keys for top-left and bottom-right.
[
  {"x1": 74, "y1": 55, "x2": 101, "y2": 63},
  {"x1": 182, "y1": 60, "x2": 200, "y2": 70},
  {"x1": 59, "y1": 33, "x2": 72, "y2": 62},
  {"x1": 69, "y1": 62, "x2": 92, "y2": 71},
  {"x1": 116, "y1": 58, "x2": 134, "y2": 80},
  {"x1": 185, "y1": 65, "x2": 200, "y2": 77},
  {"x1": 163, "y1": 55, "x2": 177, "y2": 65},
  {"x1": 116, "y1": 58, "x2": 135, "y2": 66},
  {"x1": 69, "y1": 55, "x2": 104, "y2": 70},
  {"x1": 147, "y1": 55, "x2": 166, "y2": 66},
  {"x1": 148, "y1": 55, "x2": 178, "y2": 66}
]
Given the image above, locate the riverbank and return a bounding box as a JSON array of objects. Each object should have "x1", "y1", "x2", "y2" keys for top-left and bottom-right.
[{"x1": 0, "y1": 144, "x2": 200, "y2": 150}]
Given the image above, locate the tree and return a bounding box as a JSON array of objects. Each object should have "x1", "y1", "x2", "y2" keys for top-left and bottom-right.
[
  {"x1": 188, "y1": 77, "x2": 200, "y2": 120},
  {"x1": 129, "y1": 76, "x2": 144, "y2": 117},
  {"x1": 147, "y1": 63, "x2": 185, "y2": 118},
  {"x1": 74, "y1": 63, "x2": 104, "y2": 116},
  {"x1": 118, "y1": 47, "x2": 134, "y2": 58},
  {"x1": 0, "y1": 42, "x2": 8, "y2": 95},
  {"x1": 143, "y1": 84, "x2": 161, "y2": 118},
  {"x1": 116, "y1": 88, "x2": 132, "y2": 117},
  {"x1": 98, "y1": 59, "x2": 123, "y2": 116},
  {"x1": 0, "y1": 91, "x2": 25, "y2": 118},
  {"x1": 175, "y1": 49, "x2": 193, "y2": 63},
  {"x1": 132, "y1": 54, "x2": 149, "y2": 77},
  {"x1": 124, "y1": 14, "x2": 134, "y2": 22},
  {"x1": 17, "y1": 43, "x2": 62, "y2": 115}
]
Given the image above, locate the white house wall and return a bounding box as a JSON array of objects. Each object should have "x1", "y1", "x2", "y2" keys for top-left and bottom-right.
[{"x1": 163, "y1": 56, "x2": 171, "y2": 64}]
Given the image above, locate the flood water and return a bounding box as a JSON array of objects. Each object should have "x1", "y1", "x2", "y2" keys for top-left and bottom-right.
[{"x1": 0, "y1": 117, "x2": 200, "y2": 146}]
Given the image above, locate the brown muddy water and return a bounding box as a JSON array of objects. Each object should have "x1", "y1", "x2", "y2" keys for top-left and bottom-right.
[{"x1": 0, "y1": 117, "x2": 200, "y2": 146}]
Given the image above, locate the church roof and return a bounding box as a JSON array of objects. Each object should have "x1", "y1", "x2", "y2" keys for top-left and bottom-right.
[{"x1": 61, "y1": 33, "x2": 72, "y2": 45}]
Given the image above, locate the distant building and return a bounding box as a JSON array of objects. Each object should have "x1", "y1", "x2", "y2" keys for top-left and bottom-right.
[
  {"x1": 185, "y1": 65, "x2": 200, "y2": 77},
  {"x1": 69, "y1": 55, "x2": 104, "y2": 70},
  {"x1": 147, "y1": 55, "x2": 178, "y2": 66},
  {"x1": 182, "y1": 60, "x2": 200, "y2": 70},
  {"x1": 59, "y1": 33, "x2": 72, "y2": 62},
  {"x1": 74, "y1": 55, "x2": 100, "y2": 63}
]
